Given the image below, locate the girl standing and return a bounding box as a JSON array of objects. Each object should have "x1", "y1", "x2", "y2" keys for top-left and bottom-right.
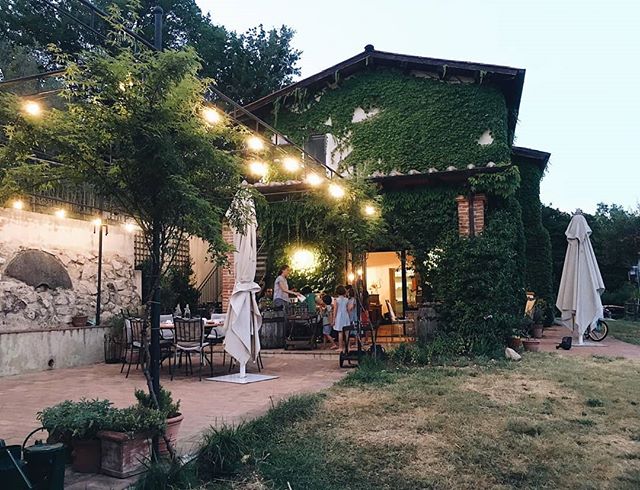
[{"x1": 332, "y1": 285, "x2": 354, "y2": 351}]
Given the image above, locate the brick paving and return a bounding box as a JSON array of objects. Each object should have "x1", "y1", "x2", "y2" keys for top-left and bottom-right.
[{"x1": 538, "y1": 324, "x2": 640, "y2": 359}]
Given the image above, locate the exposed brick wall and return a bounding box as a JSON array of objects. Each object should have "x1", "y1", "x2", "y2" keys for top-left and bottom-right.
[
  {"x1": 455, "y1": 194, "x2": 487, "y2": 237},
  {"x1": 221, "y1": 224, "x2": 235, "y2": 312}
]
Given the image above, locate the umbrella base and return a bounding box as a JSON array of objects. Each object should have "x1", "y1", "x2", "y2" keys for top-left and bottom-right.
[{"x1": 205, "y1": 373, "x2": 278, "y2": 384}]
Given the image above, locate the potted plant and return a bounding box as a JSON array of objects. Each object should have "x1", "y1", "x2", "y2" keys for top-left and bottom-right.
[
  {"x1": 531, "y1": 301, "x2": 544, "y2": 339},
  {"x1": 135, "y1": 387, "x2": 182, "y2": 456},
  {"x1": 38, "y1": 399, "x2": 111, "y2": 473},
  {"x1": 97, "y1": 406, "x2": 166, "y2": 478},
  {"x1": 71, "y1": 311, "x2": 89, "y2": 328}
]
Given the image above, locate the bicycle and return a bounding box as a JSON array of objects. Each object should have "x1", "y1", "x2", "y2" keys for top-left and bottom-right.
[{"x1": 585, "y1": 318, "x2": 609, "y2": 342}]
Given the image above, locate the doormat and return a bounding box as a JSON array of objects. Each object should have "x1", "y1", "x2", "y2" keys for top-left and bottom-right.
[{"x1": 206, "y1": 373, "x2": 279, "y2": 384}]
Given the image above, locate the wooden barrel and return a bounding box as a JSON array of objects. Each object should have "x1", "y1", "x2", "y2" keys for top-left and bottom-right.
[
  {"x1": 260, "y1": 310, "x2": 286, "y2": 349},
  {"x1": 417, "y1": 302, "x2": 440, "y2": 342}
]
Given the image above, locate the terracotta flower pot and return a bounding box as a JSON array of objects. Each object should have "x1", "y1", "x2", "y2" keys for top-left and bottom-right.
[
  {"x1": 72, "y1": 315, "x2": 88, "y2": 328},
  {"x1": 508, "y1": 337, "x2": 523, "y2": 350},
  {"x1": 71, "y1": 438, "x2": 101, "y2": 473},
  {"x1": 97, "y1": 430, "x2": 151, "y2": 478},
  {"x1": 532, "y1": 325, "x2": 544, "y2": 339},
  {"x1": 159, "y1": 413, "x2": 183, "y2": 456},
  {"x1": 523, "y1": 339, "x2": 541, "y2": 352}
]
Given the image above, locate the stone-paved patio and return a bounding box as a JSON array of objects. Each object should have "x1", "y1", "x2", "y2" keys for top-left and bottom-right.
[
  {"x1": 538, "y1": 324, "x2": 640, "y2": 358},
  {"x1": 0, "y1": 353, "x2": 345, "y2": 455}
]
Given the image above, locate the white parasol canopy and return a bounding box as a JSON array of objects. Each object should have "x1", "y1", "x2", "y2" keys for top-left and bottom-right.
[
  {"x1": 223, "y1": 191, "x2": 261, "y2": 377},
  {"x1": 555, "y1": 212, "x2": 605, "y2": 343}
]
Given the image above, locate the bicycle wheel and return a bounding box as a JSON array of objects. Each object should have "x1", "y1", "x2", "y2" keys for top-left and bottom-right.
[{"x1": 588, "y1": 319, "x2": 609, "y2": 342}]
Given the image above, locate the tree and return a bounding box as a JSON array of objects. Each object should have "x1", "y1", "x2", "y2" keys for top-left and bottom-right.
[
  {"x1": 0, "y1": 46, "x2": 246, "y2": 421},
  {"x1": 0, "y1": 0, "x2": 301, "y2": 104}
]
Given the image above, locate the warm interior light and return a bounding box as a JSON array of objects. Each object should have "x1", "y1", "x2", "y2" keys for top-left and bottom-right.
[
  {"x1": 356, "y1": 268, "x2": 363, "y2": 277},
  {"x1": 124, "y1": 222, "x2": 138, "y2": 233},
  {"x1": 364, "y1": 204, "x2": 376, "y2": 216},
  {"x1": 291, "y1": 248, "x2": 317, "y2": 272},
  {"x1": 282, "y1": 156, "x2": 300, "y2": 172},
  {"x1": 246, "y1": 136, "x2": 265, "y2": 151},
  {"x1": 12, "y1": 200, "x2": 24, "y2": 210},
  {"x1": 249, "y1": 161, "x2": 268, "y2": 178},
  {"x1": 305, "y1": 173, "x2": 323, "y2": 186},
  {"x1": 22, "y1": 100, "x2": 42, "y2": 117},
  {"x1": 347, "y1": 272, "x2": 356, "y2": 283},
  {"x1": 54, "y1": 209, "x2": 66, "y2": 219},
  {"x1": 202, "y1": 107, "x2": 221, "y2": 124},
  {"x1": 92, "y1": 218, "x2": 102, "y2": 227},
  {"x1": 328, "y1": 183, "x2": 345, "y2": 199}
]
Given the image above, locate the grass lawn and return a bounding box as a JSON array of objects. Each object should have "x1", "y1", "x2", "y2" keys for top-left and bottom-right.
[
  {"x1": 204, "y1": 353, "x2": 640, "y2": 489},
  {"x1": 609, "y1": 319, "x2": 640, "y2": 345}
]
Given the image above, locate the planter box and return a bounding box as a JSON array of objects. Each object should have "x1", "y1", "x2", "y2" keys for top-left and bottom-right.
[
  {"x1": 97, "y1": 430, "x2": 151, "y2": 478},
  {"x1": 159, "y1": 414, "x2": 183, "y2": 456},
  {"x1": 532, "y1": 325, "x2": 544, "y2": 339},
  {"x1": 523, "y1": 339, "x2": 541, "y2": 352},
  {"x1": 71, "y1": 438, "x2": 101, "y2": 473}
]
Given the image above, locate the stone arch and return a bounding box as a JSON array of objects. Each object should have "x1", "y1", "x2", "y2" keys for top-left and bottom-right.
[{"x1": 4, "y1": 249, "x2": 73, "y2": 289}]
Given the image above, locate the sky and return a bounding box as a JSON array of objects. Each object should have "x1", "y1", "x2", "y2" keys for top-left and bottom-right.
[{"x1": 198, "y1": 0, "x2": 639, "y2": 214}]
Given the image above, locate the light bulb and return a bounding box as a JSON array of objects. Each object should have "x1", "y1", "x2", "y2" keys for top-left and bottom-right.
[
  {"x1": 249, "y1": 161, "x2": 268, "y2": 178},
  {"x1": 246, "y1": 136, "x2": 264, "y2": 151},
  {"x1": 124, "y1": 222, "x2": 138, "y2": 233},
  {"x1": 364, "y1": 204, "x2": 376, "y2": 216},
  {"x1": 55, "y1": 209, "x2": 66, "y2": 219},
  {"x1": 357, "y1": 268, "x2": 363, "y2": 277},
  {"x1": 22, "y1": 100, "x2": 42, "y2": 117},
  {"x1": 347, "y1": 272, "x2": 356, "y2": 283},
  {"x1": 282, "y1": 157, "x2": 300, "y2": 172},
  {"x1": 328, "y1": 183, "x2": 345, "y2": 199},
  {"x1": 305, "y1": 173, "x2": 322, "y2": 186},
  {"x1": 92, "y1": 218, "x2": 102, "y2": 226},
  {"x1": 202, "y1": 107, "x2": 221, "y2": 124},
  {"x1": 12, "y1": 200, "x2": 24, "y2": 210}
]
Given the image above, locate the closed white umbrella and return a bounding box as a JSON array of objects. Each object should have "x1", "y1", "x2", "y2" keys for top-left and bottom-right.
[
  {"x1": 223, "y1": 191, "x2": 261, "y2": 378},
  {"x1": 556, "y1": 212, "x2": 605, "y2": 344}
]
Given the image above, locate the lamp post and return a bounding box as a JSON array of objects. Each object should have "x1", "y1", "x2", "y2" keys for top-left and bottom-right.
[{"x1": 94, "y1": 219, "x2": 108, "y2": 325}]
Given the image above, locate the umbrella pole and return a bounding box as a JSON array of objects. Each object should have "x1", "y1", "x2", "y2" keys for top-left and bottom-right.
[{"x1": 574, "y1": 314, "x2": 584, "y2": 345}]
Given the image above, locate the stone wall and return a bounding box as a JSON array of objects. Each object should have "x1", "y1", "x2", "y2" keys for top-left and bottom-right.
[{"x1": 0, "y1": 208, "x2": 141, "y2": 332}]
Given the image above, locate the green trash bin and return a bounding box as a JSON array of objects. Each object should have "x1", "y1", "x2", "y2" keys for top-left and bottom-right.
[{"x1": 24, "y1": 442, "x2": 66, "y2": 490}]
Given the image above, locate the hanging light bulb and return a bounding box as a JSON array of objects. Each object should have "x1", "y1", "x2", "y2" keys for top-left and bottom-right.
[
  {"x1": 92, "y1": 218, "x2": 102, "y2": 227},
  {"x1": 54, "y1": 209, "x2": 66, "y2": 219},
  {"x1": 202, "y1": 107, "x2": 222, "y2": 124},
  {"x1": 305, "y1": 173, "x2": 323, "y2": 186},
  {"x1": 363, "y1": 204, "x2": 377, "y2": 216},
  {"x1": 124, "y1": 222, "x2": 138, "y2": 233},
  {"x1": 22, "y1": 100, "x2": 42, "y2": 117},
  {"x1": 282, "y1": 156, "x2": 300, "y2": 172},
  {"x1": 347, "y1": 272, "x2": 356, "y2": 283},
  {"x1": 12, "y1": 199, "x2": 24, "y2": 210},
  {"x1": 249, "y1": 161, "x2": 268, "y2": 178},
  {"x1": 328, "y1": 183, "x2": 345, "y2": 199},
  {"x1": 246, "y1": 136, "x2": 265, "y2": 151},
  {"x1": 357, "y1": 268, "x2": 363, "y2": 277}
]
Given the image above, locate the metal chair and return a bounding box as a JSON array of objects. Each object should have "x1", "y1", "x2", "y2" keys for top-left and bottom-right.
[
  {"x1": 121, "y1": 318, "x2": 146, "y2": 378},
  {"x1": 171, "y1": 318, "x2": 212, "y2": 381}
]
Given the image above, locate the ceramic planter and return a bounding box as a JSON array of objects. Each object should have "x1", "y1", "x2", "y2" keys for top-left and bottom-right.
[
  {"x1": 97, "y1": 430, "x2": 151, "y2": 478},
  {"x1": 71, "y1": 315, "x2": 88, "y2": 328},
  {"x1": 159, "y1": 413, "x2": 183, "y2": 456},
  {"x1": 532, "y1": 325, "x2": 544, "y2": 339},
  {"x1": 523, "y1": 339, "x2": 541, "y2": 352},
  {"x1": 71, "y1": 438, "x2": 101, "y2": 473},
  {"x1": 508, "y1": 337, "x2": 523, "y2": 350}
]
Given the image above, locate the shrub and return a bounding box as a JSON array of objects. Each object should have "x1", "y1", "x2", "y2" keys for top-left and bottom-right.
[
  {"x1": 37, "y1": 399, "x2": 112, "y2": 440},
  {"x1": 135, "y1": 387, "x2": 181, "y2": 418},
  {"x1": 101, "y1": 406, "x2": 167, "y2": 435}
]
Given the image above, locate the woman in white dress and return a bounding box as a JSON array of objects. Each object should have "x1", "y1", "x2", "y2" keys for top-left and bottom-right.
[{"x1": 332, "y1": 285, "x2": 354, "y2": 352}]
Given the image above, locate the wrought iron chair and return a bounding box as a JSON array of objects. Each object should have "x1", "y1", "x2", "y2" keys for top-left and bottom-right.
[
  {"x1": 171, "y1": 318, "x2": 212, "y2": 381},
  {"x1": 121, "y1": 318, "x2": 147, "y2": 378}
]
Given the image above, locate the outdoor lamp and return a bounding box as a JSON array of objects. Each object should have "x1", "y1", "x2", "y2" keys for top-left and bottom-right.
[
  {"x1": 249, "y1": 160, "x2": 268, "y2": 178},
  {"x1": 12, "y1": 199, "x2": 24, "y2": 210},
  {"x1": 54, "y1": 209, "x2": 66, "y2": 219},
  {"x1": 282, "y1": 156, "x2": 300, "y2": 172},
  {"x1": 328, "y1": 183, "x2": 345, "y2": 199},
  {"x1": 92, "y1": 218, "x2": 102, "y2": 227},
  {"x1": 357, "y1": 268, "x2": 363, "y2": 277},
  {"x1": 22, "y1": 100, "x2": 42, "y2": 117},
  {"x1": 124, "y1": 222, "x2": 138, "y2": 233},
  {"x1": 363, "y1": 204, "x2": 377, "y2": 216},
  {"x1": 347, "y1": 272, "x2": 356, "y2": 283},
  {"x1": 305, "y1": 173, "x2": 323, "y2": 186},
  {"x1": 246, "y1": 135, "x2": 265, "y2": 151},
  {"x1": 291, "y1": 248, "x2": 316, "y2": 271},
  {"x1": 202, "y1": 106, "x2": 222, "y2": 124}
]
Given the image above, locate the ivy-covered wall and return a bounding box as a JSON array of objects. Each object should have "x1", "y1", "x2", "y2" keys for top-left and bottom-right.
[
  {"x1": 516, "y1": 161, "x2": 553, "y2": 301},
  {"x1": 256, "y1": 66, "x2": 542, "y2": 354}
]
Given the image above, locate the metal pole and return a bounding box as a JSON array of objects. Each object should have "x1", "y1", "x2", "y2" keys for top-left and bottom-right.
[
  {"x1": 401, "y1": 250, "x2": 408, "y2": 316},
  {"x1": 153, "y1": 6, "x2": 164, "y2": 50},
  {"x1": 96, "y1": 224, "x2": 104, "y2": 325}
]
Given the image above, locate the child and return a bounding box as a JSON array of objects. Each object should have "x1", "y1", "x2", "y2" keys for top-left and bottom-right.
[
  {"x1": 332, "y1": 285, "x2": 354, "y2": 352},
  {"x1": 321, "y1": 294, "x2": 337, "y2": 349}
]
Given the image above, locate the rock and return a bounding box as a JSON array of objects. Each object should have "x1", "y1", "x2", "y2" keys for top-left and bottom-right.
[{"x1": 505, "y1": 347, "x2": 522, "y2": 361}]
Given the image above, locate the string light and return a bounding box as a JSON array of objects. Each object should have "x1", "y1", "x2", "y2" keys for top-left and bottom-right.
[
  {"x1": 22, "y1": 100, "x2": 42, "y2": 117},
  {"x1": 12, "y1": 200, "x2": 24, "y2": 210},
  {"x1": 305, "y1": 173, "x2": 323, "y2": 186},
  {"x1": 282, "y1": 156, "x2": 300, "y2": 172},
  {"x1": 347, "y1": 272, "x2": 356, "y2": 283},
  {"x1": 246, "y1": 136, "x2": 265, "y2": 151},
  {"x1": 363, "y1": 204, "x2": 377, "y2": 216},
  {"x1": 54, "y1": 209, "x2": 66, "y2": 219},
  {"x1": 249, "y1": 161, "x2": 268, "y2": 178},
  {"x1": 92, "y1": 218, "x2": 102, "y2": 227},
  {"x1": 124, "y1": 222, "x2": 138, "y2": 233},
  {"x1": 328, "y1": 183, "x2": 345, "y2": 199},
  {"x1": 202, "y1": 107, "x2": 222, "y2": 124}
]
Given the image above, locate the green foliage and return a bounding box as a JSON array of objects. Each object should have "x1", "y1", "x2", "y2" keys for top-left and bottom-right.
[
  {"x1": 135, "y1": 458, "x2": 198, "y2": 490},
  {"x1": 135, "y1": 386, "x2": 181, "y2": 418},
  {"x1": 141, "y1": 260, "x2": 200, "y2": 312},
  {"x1": 102, "y1": 406, "x2": 167, "y2": 435},
  {"x1": 272, "y1": 68, "x2": 511, "y2": 174},
  {"x1": 430, "y1": 199, "x2": 526, "y2": 355},
  {"x1": 0, "y1": 1, "x2": 301, "y2": 104},
  {"x1": 37, "y1": 399, "x2": 112, "y2": 440},
  {"x1": 516, "y1": 162, "x2": 553, "y2": 301}
]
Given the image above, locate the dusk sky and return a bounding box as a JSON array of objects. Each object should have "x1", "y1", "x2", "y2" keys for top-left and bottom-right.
[{"x1": 199, "y1": 0, "x2": 639, "y2": 214}]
